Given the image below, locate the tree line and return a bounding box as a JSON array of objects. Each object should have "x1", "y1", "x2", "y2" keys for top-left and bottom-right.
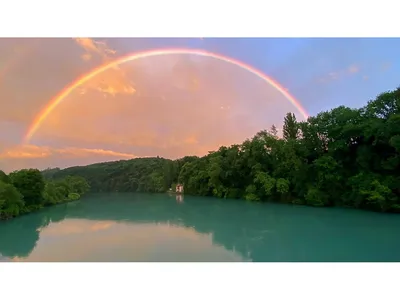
[
  {"x1": 0, "y1": 168, "x2": 90, "y2": 220},
  {"x1": 40, "y1": 87, "x2": 400, "y2": 213}
]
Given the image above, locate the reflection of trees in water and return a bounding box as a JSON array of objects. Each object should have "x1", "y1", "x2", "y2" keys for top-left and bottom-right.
[
  {"x1": 0, "y1": 205, "x2": 68, "y2": 258},
  {"x1": 0, "y1": 215, "x2": 43, "y2": 258}
]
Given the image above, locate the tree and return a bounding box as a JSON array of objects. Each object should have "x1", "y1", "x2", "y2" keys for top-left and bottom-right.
[
  {"x1": 9, "y1": 169, "x2": 45, "y2": 207},
  {"x1": 0, "y1": 170, "x2": 90, "y2": 220},
  {"x1": 276, "y1": 178, "x2": 290, "y2": 202},
  {"x1": 0, "y1": 181, "x2": 24, "y2": 219},
  {"x1": 283, "y1": 112, "x2": 299, "y2": 141},
  {"x1": 269, "y1": 124, "x2": 278, "y2": 137},
  {"x1": 43, "y1": 181, "x2": 64, "y2": 205},
  {"x1": 64, "y1": 175, "x2": 90, "y2": 194},
  {"x1": 0, "y1": 170, "x2": 11, "y2": 184}
]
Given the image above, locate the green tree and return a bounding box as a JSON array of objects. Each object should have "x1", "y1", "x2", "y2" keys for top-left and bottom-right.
[
  {"x1": 283, "y1": 112, "x2": 299, "y2": 140},
  {"x1": 64, "y1": 176, "x2": 90, "y2": 194},
  {"x1": 0, "y1": 170, "x2": 11, "y2": 184},
  {"x1": 43, "y1": 181, "x2": 64, "y2": 205},
  {"x1": 68, "y1": 192, "x2": 81, "y2": 201},
  {"x1": 0, "y1": 181, "x2": 24, "y2": 219},
  {"x1": 9, "y1": 169, "x2": 45, "y2": 207},
  {"x1": 305, "y1": 187, "x2": 327, "y2": 207},
  {"x1": 276, "y1": 178, "x2": 290, "y2": 202},
  {"x1": 269, "y1": 124, "x2": 278, "y2": 137},
  {"x1": 0, "y1": 170, "x2": 90, "y2": 220},
  {"x1": 245, "y1": 184, "x2": 259, "y2": 201}
]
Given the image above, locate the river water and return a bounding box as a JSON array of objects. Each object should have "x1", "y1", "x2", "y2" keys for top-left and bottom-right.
[{"x1": 1, "y1": 193, "x2": 399, "y2": 262}]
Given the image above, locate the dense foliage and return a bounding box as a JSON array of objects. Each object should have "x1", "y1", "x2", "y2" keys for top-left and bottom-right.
[
  {"x1": 0, "y1": 168, "x2": 90, "y2": 220},
  {"x1": 44, "y1": 88, "x2": 400, "y2": 213}
]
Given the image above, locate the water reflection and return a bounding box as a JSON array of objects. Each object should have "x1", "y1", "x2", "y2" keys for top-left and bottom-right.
[
  {"x1": 176, "y1": 194, "x2": 184, "y2": 203},
  {"x1": 11, "y1": 219, "x2": 245, "y2": 262},
  {"x1": 1, "y1": 193, "x2": 400, "y2": 262},
  {"x1": 0, "y1": 194, "x2": 251, "y2": 262},
  {"x1": 0, "y1": 209, "x2": 52, "y2": 258}
]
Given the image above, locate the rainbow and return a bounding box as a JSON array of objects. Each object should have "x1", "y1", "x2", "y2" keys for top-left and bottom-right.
[{"x1": 24, "y1": 48, "x2": 309, "y2": 143}]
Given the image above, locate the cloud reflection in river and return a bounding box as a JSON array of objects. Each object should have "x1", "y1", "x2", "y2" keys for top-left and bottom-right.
[{"x1": 12, "y1": 219, "x2": 248, "y2": 262}]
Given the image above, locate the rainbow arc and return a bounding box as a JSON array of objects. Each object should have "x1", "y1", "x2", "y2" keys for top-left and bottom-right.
[{"x1": 24, "y1": 48, "x2": 309, "y2": 144}]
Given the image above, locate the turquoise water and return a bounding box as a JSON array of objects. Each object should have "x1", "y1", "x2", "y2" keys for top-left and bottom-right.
[{"x1": 1, "y1": 193, "x2": 400, "y2": 262}]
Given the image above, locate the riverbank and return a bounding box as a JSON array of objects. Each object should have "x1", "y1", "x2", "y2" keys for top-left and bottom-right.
[
  {"x1": 0, "y1": 169, "x2": 90, "y2": 221},
  {"x1": 0, "y1": 196, "x2": 83, "y2": 221}
]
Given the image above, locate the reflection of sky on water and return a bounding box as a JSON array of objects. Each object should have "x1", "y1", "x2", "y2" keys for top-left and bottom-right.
[
  {"x1": 11, "y1": 219, "x2": 248, "y2": 262},
  {"x1": 2, "y1": 193, "x2": 400, "y2": 262}
]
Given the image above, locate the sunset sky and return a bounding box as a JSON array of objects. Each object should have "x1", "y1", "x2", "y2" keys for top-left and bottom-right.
[{"x1": 0, "y1": 38, "x2": 399, "y2": 173}]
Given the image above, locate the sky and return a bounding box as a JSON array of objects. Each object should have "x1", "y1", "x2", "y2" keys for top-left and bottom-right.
[{"x1": 0, "y1": 38, "x2": 399, "y2": 173}]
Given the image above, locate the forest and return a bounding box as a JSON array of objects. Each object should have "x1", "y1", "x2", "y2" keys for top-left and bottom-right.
[
  {"x1": 0, "y1": 169, "x2": 90, "y2": 220},
  {"x1": 1, "y1": 87, "x2": 400, "y2": 216}
]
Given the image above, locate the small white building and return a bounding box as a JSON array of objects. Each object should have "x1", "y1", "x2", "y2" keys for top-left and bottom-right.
[{"x1": 176, "y1": 184, "x2": 184, "y2": 194}]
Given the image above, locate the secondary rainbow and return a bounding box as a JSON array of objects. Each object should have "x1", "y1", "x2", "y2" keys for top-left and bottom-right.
[{"x1": 24, "y1": 48, "x2": 309, "y2": 143}]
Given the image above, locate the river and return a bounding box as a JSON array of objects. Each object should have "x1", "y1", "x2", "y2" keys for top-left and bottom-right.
[{"x1": 1, "y1": 193, "x2": 400, "y2": 262}]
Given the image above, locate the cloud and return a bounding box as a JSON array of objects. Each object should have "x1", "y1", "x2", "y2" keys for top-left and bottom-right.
[
  {"x1": 81, "y1": 53, "x2": 92, "y2": 61},
  {"x1": 380, "y1": 62, "x2": 391, "y2": 72},
  {"x1": 318, "y1": 64, "x2": 361, "y2": 83},
  {"x1": 73, "y1": 38, "x2": 136, "y2": 97},
  {"x1": 0, "y1": 145, "x2": 51, "y2": 159},
  {"x1": 74, "y1": 38, "x2": 115, "y2": 61},
  {"x1": 0, "y1": 144, "x2": 137, "y2": 160},
  {"x1": 57, "y1": 147, "x2": 137, "y2": 159},
  {"x1": 0, "y1": 144, "x2": 137, "y2": 173},
  {"x1": 183, "y1": 136, "x2": 199, "y2": 145},
  {"x1": 347, "y1": 64, "x2": 359, "y2": 74}
]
